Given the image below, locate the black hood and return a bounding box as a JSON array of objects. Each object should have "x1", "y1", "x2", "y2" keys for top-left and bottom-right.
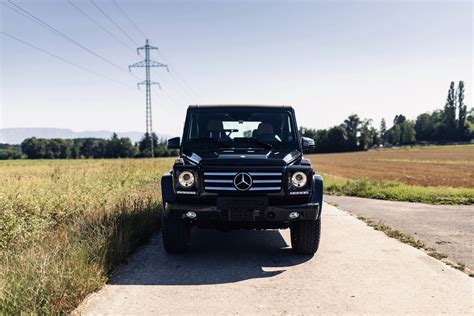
[{"x1": 183, "y1": 148, "x2": 301, "y2": 166}]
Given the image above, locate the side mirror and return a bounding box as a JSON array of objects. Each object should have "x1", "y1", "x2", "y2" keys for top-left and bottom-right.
[
  {"x1": 302, "y1": 137, "x2": 315, "y2": 150},
  {"x1": 167, "y1": 137, "x2": 181, "y2": 149}
]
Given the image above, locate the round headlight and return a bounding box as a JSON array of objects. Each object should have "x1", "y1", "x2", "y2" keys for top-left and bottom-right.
[
  {"x1": 291, "y1": 171, "x2": 307, "y2": 188},
  {"x1": 178, "y1": 171, "x2": 195, "y2": 188}
]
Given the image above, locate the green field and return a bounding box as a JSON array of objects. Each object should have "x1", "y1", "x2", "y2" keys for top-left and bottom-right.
[
  {"x1": 0, "y1": 159, "x2": 173, "y2": 313},
  {"x1": 323, "y1": 177, "x2": 474, "y2": 205}
]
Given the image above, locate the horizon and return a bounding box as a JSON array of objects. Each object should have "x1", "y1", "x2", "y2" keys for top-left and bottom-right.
[
  {"x1": 0, "y1": 100, "x2": 465, "y2": 134},
  {"x1": 1, "y1": 1, "x2": 472, "y2": 136}
]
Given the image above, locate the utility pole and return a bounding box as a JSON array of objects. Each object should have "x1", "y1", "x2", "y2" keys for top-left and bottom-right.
[{"x1": 129, "y1": 39, "x2": 168, "y2": 157}]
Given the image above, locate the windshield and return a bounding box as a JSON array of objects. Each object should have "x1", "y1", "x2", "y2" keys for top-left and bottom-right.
[{"x1": 184, "y1": 108, "x2": 297, "y2": 150}]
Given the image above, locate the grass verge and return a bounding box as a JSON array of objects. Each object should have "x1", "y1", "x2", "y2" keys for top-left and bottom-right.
[
  {"x1": 0, "y1": 159, "x2": 172, "y2": 313},
  {"x1": 356, "y1": 216, "x2": 472, "y2": 277},
  {"x1": 324, "y1": 176, "x2": 474, "y2": 205}
]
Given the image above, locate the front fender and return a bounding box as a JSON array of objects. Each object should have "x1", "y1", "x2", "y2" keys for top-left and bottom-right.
[
  {"x1": 311, "y1": 174, "x2": 323, "y2": 217},
  {"x1": 161, "y1": 172, "x2": 175, "y2": 204}
]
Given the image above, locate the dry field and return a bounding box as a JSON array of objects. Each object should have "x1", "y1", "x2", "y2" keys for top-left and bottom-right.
[
  {"x1": 307, "y1": 145, "x2": 474, "y2": 188},
  {"x1": 0, "y1": 159, "x2": 173, "y2": 313}
]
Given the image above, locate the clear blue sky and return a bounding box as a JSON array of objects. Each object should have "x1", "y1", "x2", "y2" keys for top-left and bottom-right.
[{"x1": 1, "y1": 0, "x2": 472, "y2": 136}]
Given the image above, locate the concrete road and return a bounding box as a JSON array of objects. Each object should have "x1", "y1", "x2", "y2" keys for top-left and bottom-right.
[
  {"x1": 77, "y1": 204, "x2": 473, "y2": 315},
  {"x1": 325, "y1": 195, "x2": 474, "y2": 272}
]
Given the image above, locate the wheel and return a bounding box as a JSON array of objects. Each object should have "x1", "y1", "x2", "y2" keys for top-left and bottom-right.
[
  {"x1": 162, "y1": 211, "x2": 191, "y2": 253},
  {"x1": 290, "y1": 217, "x2": 321, "y2": 255}
]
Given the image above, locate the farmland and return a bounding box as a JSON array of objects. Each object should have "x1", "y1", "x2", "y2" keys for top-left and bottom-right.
[
  {"x1": 308, "y1": 145, "x2": 474, "y2": 204},
  {"x1": 0, "y1": 159, "x2": 173, "y2": 313},
  {"x1": 1, "y1": 146, "x2": 472, "y2": 312}
]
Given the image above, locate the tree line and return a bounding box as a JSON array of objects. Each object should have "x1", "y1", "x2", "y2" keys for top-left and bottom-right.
[
  {"x1": 300, "y1": 81, "x2": 472, "y2": 153},
  {"x1": 0, "y1": 133, "x2": 178, "y2": 159},
  {"x1": 0, "y1": 81, "x2": 471, "y2": 159}
]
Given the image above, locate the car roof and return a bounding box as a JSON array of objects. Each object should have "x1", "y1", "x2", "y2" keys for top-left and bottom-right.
[{"x1": 188, "y1": 104, "x2": 293, "y2": 109}]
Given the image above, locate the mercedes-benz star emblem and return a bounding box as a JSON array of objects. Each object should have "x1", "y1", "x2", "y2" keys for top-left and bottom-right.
[{"x1": 234, "y1": 172, "x2": 253, "y2": 191}]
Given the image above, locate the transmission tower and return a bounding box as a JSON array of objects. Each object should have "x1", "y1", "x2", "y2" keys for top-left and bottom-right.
[{"x1": 129, "y1": 39, "x2": 168, "y2": 157}]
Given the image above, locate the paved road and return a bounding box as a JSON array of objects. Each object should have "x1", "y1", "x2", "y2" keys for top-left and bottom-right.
[
  {"x1": 77, "y1": 204, "x2": 473, "y2": 315},
  {"x1": 325, "y1": 195, "x2": 474, "y2": 272}
]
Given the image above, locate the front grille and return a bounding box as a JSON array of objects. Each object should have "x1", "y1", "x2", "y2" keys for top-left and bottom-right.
[{"x1": 203, "y1": 171, "x2": 283, "y2": 193}]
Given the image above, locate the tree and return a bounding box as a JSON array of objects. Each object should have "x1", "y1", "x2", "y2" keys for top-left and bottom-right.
[
  {"x1": 343, "y1": 114, "x2": 361, "y2": 150},
  {"x1": 380, "y1": 118, "x2": 387, "y2": 142},
  {"x1": 393, "y1": 114, "x2": 406, "y2": 125},
  {"x1": 138, "y1": 132, "x2": 157, "y2": 157},
  {"x1": 467, "y1": 107, "x2": 474, "y2": 124},
  {"x1": 466, "y1": 107, "x2": 474, "y2": 140},
  {"x1": 415, "y1": 113, "x2": 434, "y2": 141},
  {"x1": 371, "y1": 127, "x2": 381, "y2": 146},
  {"x1": 105, "y1": 133, "x2": 121, "y2": 158},
  {"x1": 443, "y1": 81, "x2": 457, "y2": 141},
  {"x1": 0, "y1": 144, "x2": 22, "y2": 159},
  {"x1": 359, "y1": 119, "x2": 374, "y2": 150},
  {"x1": 399, "y1": 121, "x2": 416, "y2": 145},
  {"x1": 105, "y1": 133, "x2": 136, "y2": 158},
  {"x1": 326, "y1": 126, "x2": 347, "y2": 152},
  {"x1": 21, "y1": 137, "x2": 47, "y2": 159},
  {"x1": 457, "y1": 81, "x2": 468, "y2": 140},
  {"x1": 386, "y1": 124, "x2": 401, "y2": 145}
]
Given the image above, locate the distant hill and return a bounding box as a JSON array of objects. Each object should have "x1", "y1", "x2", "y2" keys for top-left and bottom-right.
[{"x1": 0, "y1": 128, "x2": 171, "y2": 144}]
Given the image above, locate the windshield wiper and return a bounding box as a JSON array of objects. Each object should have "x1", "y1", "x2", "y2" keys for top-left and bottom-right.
[
  {"x1": 188, "y1": 137, "x2": 231, "y2": 148},
  {"x1": 233, "y1": 137, "x2": 272, "y2": 150}
]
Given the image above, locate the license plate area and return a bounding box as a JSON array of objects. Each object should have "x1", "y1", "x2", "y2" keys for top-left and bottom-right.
[{"x1": 217, "y1": 197, "x2": 268, "y2": 211}]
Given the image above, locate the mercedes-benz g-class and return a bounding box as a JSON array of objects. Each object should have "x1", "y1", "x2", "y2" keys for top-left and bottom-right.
[{"x1": 161, "y1": 105, "x2": 323, "y2": 254}]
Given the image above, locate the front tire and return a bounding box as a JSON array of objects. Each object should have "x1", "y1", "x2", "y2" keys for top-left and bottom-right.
[
  {"x1": 290, "y1": 218, "x2": 321, "y2": 255},
  {"x1": 162, "y1": 212, "x2": 191, "y2": 253}
]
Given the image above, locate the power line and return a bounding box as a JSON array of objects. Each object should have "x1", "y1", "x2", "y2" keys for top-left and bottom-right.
[
  {"x1": 4, "y1": 1, "x2": 126, "y2": 73},
  {"x1": 156, "y1": 74, "x2": 195, "y2": 104},
  {"x1": 5, "y1": 0, "x2": 200, "y2": 105},
  {"x1": 100, "y1": 0, "x2": 201, "y2": 101},
  {"x1": 90, "y1": 0, "x2": 139, "y2": 47},
  {"x1": 157, "y1": 50, "x2": 202, "y2": 100},
  {"x1": 112, "y1": 0, "x2": 147, "y2": 40},
  {"x1": 0, "y1": 31, "x2": 129, "y2": 87},
  {"x1": 68, "y1": 0, "x2": 134, "y2": 52},
  {"x1": 103, "y1": 0, "x2": 201, "y2": 102}
]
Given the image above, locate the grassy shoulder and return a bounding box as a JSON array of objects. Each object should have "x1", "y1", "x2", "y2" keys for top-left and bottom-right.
[
  {"x1": 324, "y1": 176, "x2": 474, "y2": 205},
  {"x1": 0, "y1": 159, "x2": 173, "y2": 313}
]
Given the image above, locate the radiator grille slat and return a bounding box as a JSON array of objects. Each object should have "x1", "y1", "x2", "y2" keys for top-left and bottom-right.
[{"x1": 203, "y1": 170, "x2": 283, "y2": 193}]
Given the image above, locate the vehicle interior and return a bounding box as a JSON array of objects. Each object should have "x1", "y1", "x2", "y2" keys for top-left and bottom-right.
[{"x1": 188, "y1": 110, "x2": 296, "y2": 144}]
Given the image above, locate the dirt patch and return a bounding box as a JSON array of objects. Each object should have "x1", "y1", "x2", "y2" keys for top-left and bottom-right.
[{"x1": 308, "y1": 145, "x2": 474, "y2": 187}]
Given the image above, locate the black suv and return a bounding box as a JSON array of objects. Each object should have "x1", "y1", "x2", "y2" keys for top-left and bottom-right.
[{"x1": 161, "y1": 105, "x2": 323, "y2": 254}]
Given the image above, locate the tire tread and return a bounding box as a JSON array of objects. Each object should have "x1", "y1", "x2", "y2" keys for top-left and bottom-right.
[{"x1": 291, "y1": 218, "x2": 321, "y2": 255}]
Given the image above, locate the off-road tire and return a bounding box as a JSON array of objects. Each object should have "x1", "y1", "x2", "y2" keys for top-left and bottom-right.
[
  {"x1": 290, "y1": 218, "x2": 321, "y2": 255},
  {"x1": 162, "y1": 213, "x2": 191, "y2": 253}
]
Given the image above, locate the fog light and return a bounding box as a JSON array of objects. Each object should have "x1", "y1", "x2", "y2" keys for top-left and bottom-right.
[
  {"x1": 185, "y1": 211, "x2": 196, "y2": 219},
  {"x1": 289, "y1": 212, "x2": 300, "y2": 219}
]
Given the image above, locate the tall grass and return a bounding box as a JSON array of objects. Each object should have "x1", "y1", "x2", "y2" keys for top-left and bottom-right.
[
  {"x1": 324, "y1": 176, "x2": 474, "y2": 205},
  {"x1": 0, "y1": 159, "x2": 173, "y2": 313}
]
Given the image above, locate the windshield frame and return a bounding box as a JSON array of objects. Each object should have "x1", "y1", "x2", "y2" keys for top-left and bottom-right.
[{"x1": 181, "y1": 106, "x2": 301, "y2": 152}]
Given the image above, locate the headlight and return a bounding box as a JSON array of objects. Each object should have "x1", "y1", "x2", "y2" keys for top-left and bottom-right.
[
  {"x1": 291, "y1": 171, "x2": 307, "y2": 188},
  {"x1": 178, "y1": 171, "x2": 195, "y2": 188}
]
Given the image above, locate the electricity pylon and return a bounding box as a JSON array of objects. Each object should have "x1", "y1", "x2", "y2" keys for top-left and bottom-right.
[{"x1": 129, "y1": 39, "x2": 168, "y2": 157}]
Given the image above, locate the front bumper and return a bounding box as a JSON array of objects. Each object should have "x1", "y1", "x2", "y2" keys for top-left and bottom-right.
[{"x1": 166, "y1": 201, "x2": 320, "y2": 222}]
